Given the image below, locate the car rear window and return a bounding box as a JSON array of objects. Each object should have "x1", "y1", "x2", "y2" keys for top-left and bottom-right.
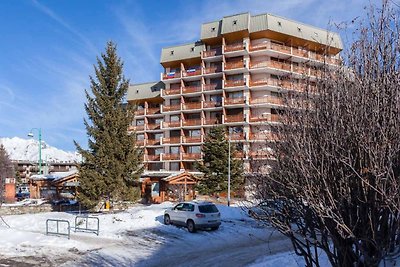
[{"x1": 198, "y1": 204, "x2": 219, "y2": 213}]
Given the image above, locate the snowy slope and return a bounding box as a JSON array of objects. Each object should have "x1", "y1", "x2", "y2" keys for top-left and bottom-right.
[{"x1": 0, "y1": 137, "x2": 81, "y2": 163}]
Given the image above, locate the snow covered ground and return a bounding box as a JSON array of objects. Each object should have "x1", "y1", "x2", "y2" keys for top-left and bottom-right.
[{"x1": 0, "y1": 202, "x2": 307, "y2": 267}]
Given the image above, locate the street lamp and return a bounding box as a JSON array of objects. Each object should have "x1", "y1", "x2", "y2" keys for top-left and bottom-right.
[{"x1": 28, "y1": 128, "x2": 42, "y2": 175}]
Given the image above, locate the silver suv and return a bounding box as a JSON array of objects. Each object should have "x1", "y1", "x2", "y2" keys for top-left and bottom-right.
[{"x1": 164, "y1": 201, "x2": 221, "y2": 233}]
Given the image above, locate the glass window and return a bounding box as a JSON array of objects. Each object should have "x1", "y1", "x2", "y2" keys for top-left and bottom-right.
[
  {"x1": 170, "y1": 146, "x2": 180, "y2": 154},
  {"x1": 151, "y1": 182, "x2": 159, "y2": 197},
  {"x1": 198, "y1": 204, "x2": 219, "y2": 213}
]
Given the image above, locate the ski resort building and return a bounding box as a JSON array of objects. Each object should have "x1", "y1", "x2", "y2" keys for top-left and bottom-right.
[{"x1": 127, "y1": 12, "x2": 343, "y2": 202}]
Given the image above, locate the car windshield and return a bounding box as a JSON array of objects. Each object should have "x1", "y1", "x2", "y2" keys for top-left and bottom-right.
[{"x1": 198, "y1": 204, "x2": 219, "y2": 213}]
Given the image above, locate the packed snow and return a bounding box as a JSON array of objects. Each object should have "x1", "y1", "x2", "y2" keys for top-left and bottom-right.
[
  {"x1": 0, "y1": 137, "x2": 81, "y2": 162},
  {"x1": 0, "y1": 202, "x2": 300, "y2": 266}
]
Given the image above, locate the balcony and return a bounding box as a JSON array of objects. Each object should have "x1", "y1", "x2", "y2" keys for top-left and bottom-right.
[
  {"x1": 250, "y1": 132, "x2": 279, "y2": 141},
  {"x1": 203, "y1": 118, "x2": 221, "y2": 126},
  {"x1": 183, "y1": 68, "x2": 202, "y2": 77},
  {"x1": 310, "y1": 68, "x2": 323, "y2": 77},
  {"x1": 203, "y1": 101, "x2": 222, "y2": 108},
  {"x1": 292, "y1": 48, "x2": 309, "y2": 58},
  {"x1": 203, "y1": 83, "x2": 221, "y2": 91},
  {"x1": 250, "y1": 96, "x2": 283, "y2": 106},
  {"x1": 309, "y1": 52, "x2": 324, "y2": 62},
  {"x1": 225, "y1": 61, "x2": 244, "y2": 70},
  {"x1": 225, "y1": 42, "x2": 244, "y2": 52},
  {"x1": 132, "y1": 125, "x2": 145, "y2": 131},
  {"x1": 162, "y1": 104, "x2": 181, "y2": 112},
  {"x1": 249, "y1": 78, "x2": 282, "y2": 87},
  {"x1": 182, "y1": 136, "x2": 202, "y2": 143},
  {"x1": 249, "y1": 151, "x2": 273, "y2": 159},
  {"x1": 136, "y1": 140, "x2": 145, "y2": 146},
  {"x1": 147, "y1": 107, "x2": 160, "y2": 114},
  {"x1": 163, "y1": 88, "x2": 181, "y2": 96},
  {"x1": 163, "y1": 153, "x2": 181, "y2": 160},
  {"x1": 182, "y1": 119, "x2": 202, "y2": 126},
  {"x1": 147, "y1": 123, "x2": 161, "y2": 130},
  {"x1": 147, "y1": 139, "x2": 161, "y2": 145},
  {"x1": 203, "y1": 48, "x2": 221, "y2": 58},
  {"x1": 250, "y1": 60, "x2": 291, "y2": 71},
  {"x1": 163, "y1": 72, "x2": 181, "y2": 80},
  {"x1": 293, "y1": 65, "x2": 309, "y2": 75},
  {"x1": 225, "y1": 114, "x2": 245, "y2": 123},
  {"x1": 181, "y1": 153, "x2": 201, "y2": 160},
  {"x1": 225, "y1": 79, "x2": 245, "y2": 88},
  {"x1": 249, "y1": 42, "x2": 269, "y2": 52},
  {"x1": 203, "y1": 66, "x2": 222, "y2": 74},
  {"x1": 224, "y1": 97, "x2": 245, "y2": 105},
  {"x1": 182, "y1": 86, "x2": 202, "y2": 94},
  {"x1": 229, "y1": 133, "x2": 245, "y2": 140},
  {"x1": 183, "y1": 102, "x2": 202, "y2": 110},
  {"x1": 163, "y1": 137, "x2": 181, "y2": 144},
  {"x1": 270, "y1": 42, "x2": 291, "y2": 54},
  {"x1": 146, "y1": 155, "x2": 161, "y2": 161},
  {"x1": 134, "y1": 109, "x2": 145, "y2": 116},
  {"x1": 163, "y1": 121, "x2": 181, "y2": 128}
]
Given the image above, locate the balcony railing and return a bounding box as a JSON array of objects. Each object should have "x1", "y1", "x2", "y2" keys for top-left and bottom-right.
[
  {"x1": 225, "y1": 114, "x2": 245, "y2": 123},
  {"x1": 132, "y1": 125, "x2": 145, "y2": 131},
  {"x1": 292, "y1": 48, "x2": 309, "y2": 58},
  {"x1": 224, "y1": 97, "x2": 245, "y2": 105},
  {"x1": 147, "y1": 107, "x2": 160, "y2": 114},
  {"x1": 182, "y1": 119, "x2": 202, "y2": 126},
  {"x1": 163, "y1": 121, "x2": 181, "y2": 128},
  {"x1": 146, "y1": 155, "x2": 161, "y2": 161},
  {"x1": 182, "y1": 86, "x2": 202, "y2": 94},
  {"x1": 162, "y1": 137, "x2": 181, "y2": 144},
  {"x1": 147, "y1": 123, "x2": 161, "y2": 130},
  {"x1": 250, "y1": 96, "x2": 283, "y2": 105},
  {"x1": 310, "y1": 68, "x2": 323, "y2": 77},
  {"x1": 203, "y1": 66, "x2": 222, "y2": 74},
  {"x1": 182, "y1": 153, "x2": 201, "y2": 160},
  {"x1": 225, "y1": 42, "x2": 244, "y2": 52},
  {"x1": 249, "y1": 60, "x2": 268, "y2": 69},
  {"x1": 225, "y1": 79, "x2": 245, "y2": 88},
  {"x1": 163, "y1": 88, "x2": 181, "y2": 95},
  {"x1": 249, "y1": 78, "x2": 282, "y2": 87},
  {"x1": 163, "y1": 104, "x2": 181, "y2": 112},
  {"x1": 183, "y1": 68, "x2": 202, "y2": 77},
  {"x1": 136, "y1": 140, "x2": 145, "y2": 146},
  {"x1": 134, "y1": 109, "x2": 145, "y2": 116},
  {"x1": 293, "y1": 65, "x2": 309, "y2": 75},
  {"x1": 182, "y1": 136, "x2": 202, "y2": 143},
  {"x1": 203, "y1": 83, "x2": 221, "y2": 91},
  {"x1": 203, "y1": 48, "x2": 221, "y2": 58},
  {"x1": 203, "y1": 118, "x2": 221, "y2": 125},
  {"x1": 249, "y1": 151, "x2": 273, "y2": 159},
  {"x1": 229, "y1": 133, "x2": 245, "y2": 140},
  {"x1": 147, "y1": 139, "x2": 160, "y2": 145},
  {"x1": 270, "y1": 42, "x2": 291, "y2": 54},
  {"x1": 183, "y1": 102, "x2": 202, "y2": 110},
  {"x1": 163, "y1": 72, "x2": 181, "y2": 80},
  {"x1": 163, "y1": 153, "x2": 181, "y2": 160},
  {"x1": 225, "y1": 61, "x2": 244, "y2": 70},
  {"x1": 250, "y1": 132, "x2": 279, "y2": 141},
  {"x1": 309, "y1": 52, "x2": 324, "y2": 62},
  {"x1": 249, "y1": 42, "x2": 269, "y2": 52},
  {"x1": 268, "y1": 61, "x2": 291, "y2": 71},
  {"x1": 203, "y1": 101, "x2": 222, "y2": 108}
]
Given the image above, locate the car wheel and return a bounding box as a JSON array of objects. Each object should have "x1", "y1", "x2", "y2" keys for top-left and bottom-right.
[
  {"x1": 164, "y1": 215, "x2": 171, "y2": 225},
  {"x1": 211, "y1": 226, "x2": 219, "y2": 231},
  {"x1": 187, "y1": 220, "x2": 196, "y2": 233}
]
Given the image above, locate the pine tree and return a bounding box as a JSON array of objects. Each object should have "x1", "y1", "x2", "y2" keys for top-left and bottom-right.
[
  {"x1": 75, "y1": 41, "x2": 143, "y2": 208},
  {"x1": 0, "y1": 144, "x2": 14, "y2": 203},
  {"x1": 195, "y1": 126, "x2": 244, "y2": 195}
]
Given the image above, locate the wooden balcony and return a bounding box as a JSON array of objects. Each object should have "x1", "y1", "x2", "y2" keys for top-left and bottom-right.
[
  {"x1": 326, "y1": 57, "x2": 341, "y2": 65},
  {"x1": 249, "y1": 42, "x2": 269, "y2": 52},
  {"x1": 203, "y1": 66, "x2": 222, "y2": 74},
  {"x1": 132, "y1": 125, "x2": 145, "y2": 131},
  {"x1": 224, "y1": 97, "x2": 245, "y2": 105},
  {"x1": 163, "y1": 153, "x2": 181, "y2": 160},
  {"x1": 250, "y1": 132, "x2": 279, "y2": 141},
  {"x1": 249, "y1": 113, "x2": 280, "y2": 123},
  {"x1": 225, "y1": 42, "x2": 244, "y2": 52},
  {"x1": 183, "y1": 102, "x2": 201, "y2": 110},
  {"x1": 249, "y1": 60, "x2": 268, "y2": 69},
  {"x1": 203, "y1": 83, "x2": 221, "y2": 91},
  {"x1": 309, "y1": 52, "x2": 324, "y2": 62},
  {"x1": 310, "y1": 68, "x2": 323, "y2": 77},
  {"x1": 203, "y1": 101, "x2": 222, "y2": 108},
  {"x1": 203, "y1": 118, "x2": 220, "y2": 125},
  {"x1": 146, "y1": 155, "x2": 161, "y2": 161},
  {"x1": 225, "y1": 61, "x2": 244, "y2": 70},
  {"x1": 163, "y1": 72, "x2": 181, "y2": 80},
  {"x1": 181, "y1": 153, "x2": 201, "y2": 160},
  {"x1": 250, "y1": 96, "x2": 283, "y2": 105},
  {"x1": 163, "y1": 121, "x2": 181, "y2": 128},
  {"x1": 249, "y1": 151, "x2": 273, "y2": 159},
  {"x1": 182, "y1": 86, "x2": 202, "y2": 94},
  {"x1": 136, "y1": 140, "x2": 145, "y2": 146},
  {"x1": 249, "y1": 78, "x2": 282, "y2": 87},
  {"x1": 225, "y1": 114, "x2": 245, "y2": 123},
  {"x1": 147, "y1": 123, "x2": 161, "y2": 130},
  {"x1": 134, "y1": 109, "x2": 145, "y2": 116},
  {"x1": 162, "y1": 137, "x2": 181, "y2": 144},
  {"x1": 182, "y1": 119, "x2": 202, "y2": 126},
  {"x1": 182, "y1": 136, "x2": 202, "y2": 143},
  {"x1": 229, "y1": 133, "x2": 244, "y2": 140},
  {"x1": 203, "y1": 49, "x2": 221, "y2": 58},
  {"x1": 293, "y1": 65, "x2": 309, "y2": 75},
  {"x1": 270, "y1": 42, "x2": 291, "y2": 54},
  {"x1": 163, "y1": 88, "x2": 181, "y2": 95},
  {"x1": 183, "y1": 69, "x2": 202, "y2": 77},
  {"x1": 147, "y1": 107, "x2": 160, "y2": 114},
  {"x1": 225, "y1": 79, "x2": 245, "y2": 88},
  {"x1": 163, "y1": 104, "x2": 181, "y2": 112},
  {"x1": 147, "y1": 139, "x2": 160, "y2": 145},
  {"x1": 250, "y1": 60, "x2": 291, "y2": 71},
  {"x1": 292, "y1": 48, "x2": 309, "y2": 58}
]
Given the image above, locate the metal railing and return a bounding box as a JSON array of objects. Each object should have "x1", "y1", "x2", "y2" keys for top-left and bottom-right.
[
  {"x1": 75, "y1": 215, "x2": 100, "y2": 236},
  {"x1": 46, "y1": 219, "x2": 70, "y2": 239}
]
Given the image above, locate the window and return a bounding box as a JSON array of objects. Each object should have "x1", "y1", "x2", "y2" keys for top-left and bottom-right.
[
  {"x1": 187, "y1": 146, "x2": 201, "y2": 154},
  {"x1": 183, "y1": 203, "x2": 195, "y2": 211},
  {"x1": 277, "y1": 21, "x2": 282, "y2": 26},
  {"x1": 154, "y1": 148, "x2": 163, "y2": 155},
  {"x1": 137, "y1": 134, "x2": 144, "y2": 140},
  {"x1": 190, "y1": 47, "x2": 194, "y2": 52},
  {"x1": 170, "y1": 146, "x2": 180, "y2": 154},
  {"x1": 297, "y1": 27, "x2": 301, "y2": 32},
  {"x1": 170, "y1": 50, "x2": 174, "y2": 55},
  {"x1": 211, "y1": 27, "x2": 216, "y2": 32},
  {"x1": 198, "y1": 204, "x2": 219, "y2": 213},
  {"x1": 170, "y1": 99, "x2": 181, "y2": 105},
  {"x1": 170, "y1": 162, "x2": 180, "y2": 171},
  {"x1": 233, "y1": 20, "x2": 237, "y2": 25},
  {"x1": 174, "y1": 203, "x2": 184, "y2": 210},
  {"x1": 136, "y1": 120, "x2": 144, "y2": 126},
  {"x1": 151, "y1": 182, "x2": 159, "y2": 197},
  {"x1": 189, "y1": 129, "x2": 201, "y2": 137},
  {"x1": 170, "y1": 115, "x2": 180, "y2": 122}
]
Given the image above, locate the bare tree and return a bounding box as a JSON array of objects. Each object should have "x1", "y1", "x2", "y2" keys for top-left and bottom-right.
[{"x1": 251, "y1": 1, "x2": 400, "y2": 266}]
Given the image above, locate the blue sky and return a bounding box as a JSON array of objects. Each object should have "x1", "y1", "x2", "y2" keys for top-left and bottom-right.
[{"x1": 0, "y1": 0, "x2": 380, "y2": 151}]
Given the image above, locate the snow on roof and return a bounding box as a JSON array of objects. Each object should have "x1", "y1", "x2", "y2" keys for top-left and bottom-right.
[{"x1": 30, "y1": 170, "x2": 78, "y2": 181}]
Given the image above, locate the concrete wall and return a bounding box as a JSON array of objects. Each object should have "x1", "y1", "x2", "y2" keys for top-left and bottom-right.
[{"x1": 0, "y1": 204, "x2": 52, "y2": 216}]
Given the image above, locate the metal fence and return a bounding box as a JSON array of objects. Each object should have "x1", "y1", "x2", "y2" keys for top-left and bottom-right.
[
  {"x1": 46, "y1": 219, "x2": 70, "y2": 239},
  {"x1": 74, "y1": 215, "x2": 100, "y2": 236}
]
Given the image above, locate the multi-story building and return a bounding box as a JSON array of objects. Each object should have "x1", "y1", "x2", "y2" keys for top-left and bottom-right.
[{"x1": 127, "y1": 12, "x2": 342, "y2": 202}]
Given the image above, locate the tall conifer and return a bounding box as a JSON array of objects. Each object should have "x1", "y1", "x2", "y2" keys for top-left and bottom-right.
[{"x1": 75, "y1": 41, "x2": 143, "y2": 208}]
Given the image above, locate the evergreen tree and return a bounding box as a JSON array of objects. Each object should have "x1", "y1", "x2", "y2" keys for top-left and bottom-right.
[
  {"x1": 195, "y1": 126, "x2": 244, "y2": 195},
  {"x1": 0, "y1": 144, "x2": 14, "y2": 203},
  {"x1": 75, "y1": 41, "x2": 143, "y2": 208}
]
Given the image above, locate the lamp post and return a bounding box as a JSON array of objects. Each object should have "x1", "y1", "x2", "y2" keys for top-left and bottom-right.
[
  {"x1": 28, "y1": 128, "x2": 42, "y2": 175},
  {"x1": 227, "y1": 132, "x2": 231, "y2": 207}
]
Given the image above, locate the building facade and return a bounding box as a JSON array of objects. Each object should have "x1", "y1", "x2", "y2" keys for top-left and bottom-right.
[{"x1": 127, "y1": 12, "x2": 342, "y2": 181}]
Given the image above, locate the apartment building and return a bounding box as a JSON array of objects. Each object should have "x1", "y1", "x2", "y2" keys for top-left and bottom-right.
[{"x1": 127, "y1": 12, "x2": 342, "y2": 182}]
